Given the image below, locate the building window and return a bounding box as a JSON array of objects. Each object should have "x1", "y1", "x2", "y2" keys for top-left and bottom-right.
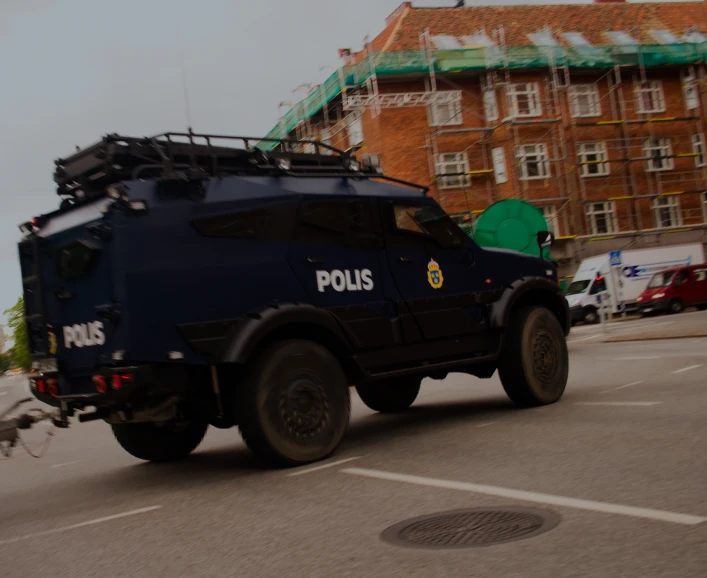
[
  {"x1": 684, "y1": 70, "x2": 700, "y2": 110},
  {"x1": 585, "y1": 201, "x2": 617, "y2": 235},
  {"x1": 578, "y1": 142, "x2": 610, "y2": 177},
  {"x1": 636, "y1": 80, "x2": 666, "y2": 114},
  {"x1": 692, "y1": 133, "x2": 705, "y2": 168},
  {"x1": 538, "y1": 205, "x2": 559, "y2": 236},
  {"x1": 644, "y1": 138, "x2": 674, "y2": 172},
  {"x1": 508, "y1": 82, "x2": 542, "y2": 117},
  {"x1": 348, "y1": 115, "x2": 363, "y2": 147},
  {"x1": 435, "y1": 153, "x2": 470, "y2": 189},
  {"x1": 568, "y1": 84, "x2": 601, "y2": 117},
  {"x1": 652, "y1": 196, "x2": 682, "y2": 228},
  {"x1": 517, "y1": 144, "x2": 550, "y2": 180},
  {"x1": 491, "y1": 147, "x2": 508, "y2": 184},
  {"x1": 429, "y1": 100, "x2": 462, "y2": 127},
  {"x1": 483, "y1": 89, "x2": 498, "y2": 122}
]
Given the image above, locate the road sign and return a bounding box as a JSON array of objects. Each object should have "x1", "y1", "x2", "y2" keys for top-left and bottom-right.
[{"x1": 609, "y1": 250, "x2": 622, "y2": 268}]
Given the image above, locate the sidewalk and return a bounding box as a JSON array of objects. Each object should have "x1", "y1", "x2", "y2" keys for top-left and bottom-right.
[{"x1": 599, "y1": 310, "x2": 707, "y2": 343}]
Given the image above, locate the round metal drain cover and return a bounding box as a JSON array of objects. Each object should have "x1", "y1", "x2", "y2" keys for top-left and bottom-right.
[{"x1": 381, "y1": 507, "x2": 560, "y2": 549}]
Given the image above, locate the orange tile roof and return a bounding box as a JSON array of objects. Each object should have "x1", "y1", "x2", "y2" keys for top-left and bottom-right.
[{"x1": 371, "y1": 2, "x2": 707, "y2": 50}]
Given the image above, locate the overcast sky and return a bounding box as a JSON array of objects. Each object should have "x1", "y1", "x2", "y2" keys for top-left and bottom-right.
[{"x1": 0, "y1": 0, "x2": 679, "y2": 328}]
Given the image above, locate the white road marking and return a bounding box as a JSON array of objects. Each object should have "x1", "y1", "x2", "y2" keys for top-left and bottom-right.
[
  {"x1": 569, "y1": 334, "x2": 602, "y2": 342},
  {"x1": 575, "y1": 401, "x2": 661, "y2": 407},
  {"x1": 602, "y1": 381, "x2": 644, "y2": 393},
  {"x1": 0, "y1": 506, "x2": 163, "y2": 547},
  {"x1": 615, "y1": 356, "x2": 662, "y2": 360},
  {"x1": 671, "y1": 364, "x2": 703, "y2": 374},
  {"x1": 50, "y1": 460, "x2": 81, "y2": 469},
  {"x1": 286, "y1": 456, "x2": 365, "y2": 477},
  {"x1": 342, "y1": 468, "x2": 707, "y2": 526},
  {"x1": 476, "y1": 422, "x2": 496, "y2": 428}
]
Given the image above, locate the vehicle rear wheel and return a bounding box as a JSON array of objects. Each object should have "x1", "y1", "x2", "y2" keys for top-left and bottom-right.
[
  {"x1": 237, "y1": 340, "x2": 350, "y2": 467},
  {"x1": 697, "y1": 304, "x2": 707, "y2": 311},
  {"x1": 669, "y1": 299, "x2": 684, "y2": 314},
  {"x1": 111, "y1": 411, "x2": 208, "y2": 462},
  {"x1": 498, "y1": 306, "x2": 568, "y2": 408},
  {"x1": 356, "y1": 377, "x2": 421, "y2": 413},
  {"x1": 583, "y1": 307, "x2": 599, "y2": 325}
]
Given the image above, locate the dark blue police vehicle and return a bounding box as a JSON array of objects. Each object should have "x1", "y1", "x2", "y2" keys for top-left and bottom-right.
[{"x1": 19, "y1": 132, "x2": 569, "y2": 466}]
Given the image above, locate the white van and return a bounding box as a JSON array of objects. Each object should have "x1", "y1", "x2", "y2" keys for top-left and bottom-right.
[{"x1": 565, "y1": 244, "x2": 705, "y2": 324}]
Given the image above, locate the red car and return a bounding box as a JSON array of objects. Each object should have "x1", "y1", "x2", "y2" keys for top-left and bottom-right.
[{"x1": 638, "y1": 264, "x2": 707, "y2": 315}]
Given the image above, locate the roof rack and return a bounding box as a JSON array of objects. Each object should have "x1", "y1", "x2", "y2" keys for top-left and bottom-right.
[{"x1": 53, "y1": 131, "x2": 428, "y2": 199}]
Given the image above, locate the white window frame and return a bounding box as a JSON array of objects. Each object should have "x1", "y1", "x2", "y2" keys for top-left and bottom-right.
[
  {"x1": 636, "y1": 80, "x2": 666, "y2": 114},
  {"x1": 483, "y1": 89, "x2": 498, "y2": 122},
  {"x1": 516, "y1": 144, "x2": 550, "y2": 181},
  {"x1": 538, "y1": 205, "x2": 559, "y2": 236},
  {"x1": 693, "y1": 133, "x2": 706, "y2": 168},
  {"x1": 508, "y1": 82, "x2": 542, "y2": 118},
  {"x1": 577, "y1": 142, "x2": 610, "y2": 178},
  {"x1": 429, "y1": 100, "x2": 462, "y2": 127},
  {"x1": 684, "y1": 70, "x2": 700, "y2": 110},
  {"x1": 435, "y1": 152, "x2": 470, "y2": 189},
  {"x1": 491, "y1": 147, "x2": 508, "y2": 184},
  {"x1": 585, "y1": 202, "x2": 617, "y2": 235},
  {"x1": 703, "y1": 192, "x2": 707, "y2": 223},
  {"x1": 652, "y1": 196, "x2": 682, "y2": 228},
  {"x1": 568, "y1": 84, "x2": 601, "y2": 118},
  {"x1": 347, "y1": 115, "x2": 363, "y2": 147},
  {"x1": 643, "y1": 138, "x2": 674, "y2": 172}
]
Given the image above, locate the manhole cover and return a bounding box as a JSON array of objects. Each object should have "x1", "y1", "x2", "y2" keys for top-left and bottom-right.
[{"x1": 381, "y1": 507, "x2": 560, "y2": 549}]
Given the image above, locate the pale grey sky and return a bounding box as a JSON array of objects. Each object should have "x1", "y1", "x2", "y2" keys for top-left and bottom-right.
[{"x1": 0, "y1": 0, "x2": 673, "y2": 325}]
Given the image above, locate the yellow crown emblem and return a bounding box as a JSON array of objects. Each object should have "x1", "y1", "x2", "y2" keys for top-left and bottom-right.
[{"x1": 427, "y1": 259, "x2": 443, "y2": 289}]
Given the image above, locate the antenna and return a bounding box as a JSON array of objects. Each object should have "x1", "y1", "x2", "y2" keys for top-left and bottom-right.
[{"x1": 177, "y1": 29, "x2": 193, "y2": 131}]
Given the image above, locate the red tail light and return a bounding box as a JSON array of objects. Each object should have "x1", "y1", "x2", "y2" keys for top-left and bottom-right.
[
  {"x1": 93, "y1": 375, "x2": 107, "y2": 393},
  {"x1": 112, "y1": 374, "x2": 122, "y2": 390},
  {"x1": 47, "y1": 378, "x2": 58, "y2": 396},
  {"x1": 37, "y1": 379, "x2": 46, "y2": 393}
]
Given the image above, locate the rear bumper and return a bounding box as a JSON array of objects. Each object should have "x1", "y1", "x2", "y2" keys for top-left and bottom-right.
[
  {"x1": 28, "y1": 364, "x2": 187, "y2": 412},
  {"x1": 638, "y1": 299, "x2": 670, "y2": 315}
]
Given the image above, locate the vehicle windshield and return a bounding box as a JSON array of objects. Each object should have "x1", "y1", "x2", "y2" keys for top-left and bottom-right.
[
  {"x1": 566, "y1": 279, "x2": 591, "y2": 295},
  {"x1": 647, "y1": 271, "x2": 676, "y2": 289}
]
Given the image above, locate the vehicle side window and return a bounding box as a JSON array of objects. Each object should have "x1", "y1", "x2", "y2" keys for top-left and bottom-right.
[
  {"x1": 392, "y1": 204, "x2": 469, "y2": 248},
  {"x1": 192, "y1": 204, "x2": 295, "y2": 240},
  {"x1": 293, "y1": 199, "x2": 378, "y2": 249},
  {"x1": 693, "y1": 268, "x2": 707, "y2": 282},
  {"x1": 589, "y1": 277, "x2": 606, "y2": 294},
  {"x1": 675, "y1": 270, "x2": 690, "y2": 286}
]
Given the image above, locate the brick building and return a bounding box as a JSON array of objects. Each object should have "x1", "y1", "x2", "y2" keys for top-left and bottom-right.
[{"x1": 260, "y1": 1, "x2": 707, "y2": 275}]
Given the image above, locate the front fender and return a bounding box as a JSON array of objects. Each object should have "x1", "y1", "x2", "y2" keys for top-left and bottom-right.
[{"x1": 488, "y1": 277, "x2": 570, "y2": 336}]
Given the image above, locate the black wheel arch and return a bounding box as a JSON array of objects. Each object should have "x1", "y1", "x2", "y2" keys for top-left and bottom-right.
[
  {"x1": 221, "y1": 303, "x2": 362, "y2": 381},
  {"x1": 489, "y1": 277, "x2": 570, "y2": 336}
]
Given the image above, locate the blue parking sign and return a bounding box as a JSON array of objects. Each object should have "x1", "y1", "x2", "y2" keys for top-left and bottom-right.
[{"x1": 609, "y1": 250, "x2": 622, "y2": 268}]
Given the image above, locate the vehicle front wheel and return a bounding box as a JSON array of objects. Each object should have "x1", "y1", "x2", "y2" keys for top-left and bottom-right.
[
  {"x1": 669, "y1": 299, "x2": 684, "y2": 314},
  {"x1": 237, "y1": 340, "x2": 350, "y2": 467},
  {"x1": 498, "y1": 306, "x2": 569, "y2": 408},
  {"x1": 111, "y1": 412, "x2": 208, "y2": 462},
  {"x1": 356, "y1": 376, "x2": 421, "y2": 413},
  {"x1": 583, "y1": 307, "x2": 599, "y2": 324}
]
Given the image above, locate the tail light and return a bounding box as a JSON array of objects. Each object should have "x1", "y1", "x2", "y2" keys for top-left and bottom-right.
[
  {"x1": 36, "y1": 379, "x2": 46, "y2": 393},
  {"x1": 47, "y1": 378, "x2": 58, "y2": 396},
  {"x1": 93, "y1": 375, "x2": 107, "y2": 393}
]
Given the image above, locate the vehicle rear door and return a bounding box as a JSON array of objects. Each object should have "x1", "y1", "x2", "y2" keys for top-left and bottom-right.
[
  {"x1": 380, "y1": 199, "x2": 487, "y2": 341},
  {"x1": 287, "y1": 196, "x2": 395, "y2": 349},
  {"x1": 692, "y1": 267, "x2": 707, "y2": 305}
]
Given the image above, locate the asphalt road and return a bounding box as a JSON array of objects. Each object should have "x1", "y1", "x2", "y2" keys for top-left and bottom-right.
[{"x1": 0, "y1": 320, "x2": 705, "y2": 577}]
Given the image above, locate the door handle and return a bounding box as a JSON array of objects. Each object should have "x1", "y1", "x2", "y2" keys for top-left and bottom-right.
[
  {"x1": 306, "y1": 257, "x2": 324, "y2": 264},
  {"x1": 399, "y1": 257, "x2": 412, "y2": 263}
]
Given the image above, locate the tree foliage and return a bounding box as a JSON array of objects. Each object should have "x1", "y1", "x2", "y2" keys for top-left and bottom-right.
[
  {"x1": 3, "y1": 297, "x2": 32, "y2": 371},
  {"x1": 0, "y1": 352, "x2": 11, "y2": 373}
]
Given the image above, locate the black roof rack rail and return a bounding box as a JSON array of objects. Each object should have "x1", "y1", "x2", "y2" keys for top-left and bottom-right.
[{"x1": 53, "y1": 130, "x2": 427, "y2": 199}]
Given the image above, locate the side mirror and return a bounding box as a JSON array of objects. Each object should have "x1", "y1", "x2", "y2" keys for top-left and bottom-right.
[{"x1": 536, "y1": 231, "x2": 555, "y2": 255}]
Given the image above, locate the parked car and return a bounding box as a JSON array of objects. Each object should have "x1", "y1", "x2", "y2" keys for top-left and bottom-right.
[{"x1": 637, "y1": 264, "x2": 707, "y2": 315}]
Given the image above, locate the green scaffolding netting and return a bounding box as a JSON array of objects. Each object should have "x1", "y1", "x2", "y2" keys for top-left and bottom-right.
[{"x1": 258, "y1": 43, "x2": 707, "y2": 150}]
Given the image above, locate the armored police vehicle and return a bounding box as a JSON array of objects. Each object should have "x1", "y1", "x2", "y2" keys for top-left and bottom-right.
[{"x1": 19, "y1": 133, "x2": 569, "y2": 466}]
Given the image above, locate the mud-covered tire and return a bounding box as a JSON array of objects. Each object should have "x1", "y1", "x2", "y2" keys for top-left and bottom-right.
[
  {"x1": 356, "y1": 377, "x2": 421, "y2": 413},
  {"x1": 669, "y1": 299, "x2": 684, "y2": 314},
  {"x1": 111, "y1": 414, "x2": 208, "y2": 462},
  {"x1": 498, "y1": 306, "x2": 569, "y2": 408},
  {"x1": 237, "y1": 340, "x2": 350, "y2": 467}
]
